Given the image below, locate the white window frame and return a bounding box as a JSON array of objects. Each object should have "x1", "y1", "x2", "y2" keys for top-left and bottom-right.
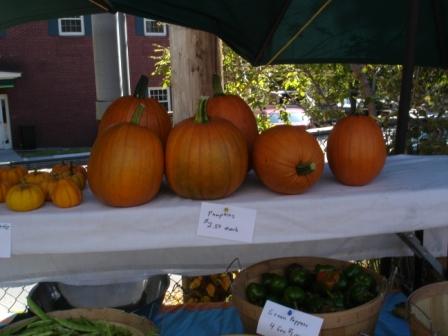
[
  {"x1": 143, "y1": 18, "x2": 167, "y2": 36},
  {"x1": 149, "y1": 87, "x2": 171, "y2": 111},
  {"x1": 58, "y1": 16, "x2": 85, "y2": 36}
]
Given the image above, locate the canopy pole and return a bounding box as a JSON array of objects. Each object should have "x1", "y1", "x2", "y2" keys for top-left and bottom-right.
[{"x1": 395, "y1": 0, "x2": 420, "y2": 154}]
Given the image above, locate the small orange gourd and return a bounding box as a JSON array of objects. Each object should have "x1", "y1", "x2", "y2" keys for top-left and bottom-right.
[
  {"x1": 0, "y1": 181, "x2": 13, "y2": 203},
  {"x1": 252, "y1": 125, "x2": 324, "y2": 194},
  {"x1": 1, "y1": 165, "x2": 28, "y2": 185},
  {"x1": 6, "y1": 182, "x2": 45, "y2": 211},
  {"x1": 51, "y1": 178, "x2": 82, "y2": 208}
]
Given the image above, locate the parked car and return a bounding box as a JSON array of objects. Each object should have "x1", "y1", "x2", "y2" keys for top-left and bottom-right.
[{"x1": 262, "y1": 105, "x2": 311, "y2": 127}]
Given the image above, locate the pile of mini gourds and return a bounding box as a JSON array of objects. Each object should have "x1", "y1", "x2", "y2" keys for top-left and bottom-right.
[
  {"x1": 86, "y1": 74, "x2": 387, "y2": 208},
  {"x1": 0, "y1": 161, "x2": 87, "y2": 211}
]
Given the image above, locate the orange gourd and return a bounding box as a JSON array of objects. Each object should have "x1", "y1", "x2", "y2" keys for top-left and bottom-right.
[
  {"x1": 98, "y1": 75, "x2": 172, "y2": 146},
  {"x1": 252, "y1": 125, "x2": 324, "y2": 194},
  {"x1": 165, "y1": 97, "x2": 248, "y2": 200},
  {"x1": 23, "y1": 170, "x2": 51, "y2": 185},
  {"x1": 52, "y1": 161, "x2": 87, "y2": 179},
  {"x1": 39, "y1": 174, "x2": 59, "y2": 201},
  {"x1": 0, "y1": 181, "x2": 13, "y2": 203},
  {"x1": 6, "y1": 182, "x2": 45, "y2": 211},
  {"x1": 1, "y1": 165, "x2": 27, "y2": 185},
  {"x1": 51, "y1": 178, "x2": 82, "y2": 208},
  {"x1": 327, "y1": 115, "x2": 386, "y2": 186},
  {"x1": 207, "y1": 74, "x2": 258, "y2": 155},
  {"x1": 88, "y1": 104, "x2": 164, "y2": 207}
]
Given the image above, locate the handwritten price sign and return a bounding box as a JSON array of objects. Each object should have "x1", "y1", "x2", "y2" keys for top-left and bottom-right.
[
  {"x1": 257, "y1": 300, "x2": 323, "y2": 336},
  {"x1": 0, "y1": 223, "x2": 11, "y2": 258},
  {"x1": 197, "y1": 202, "x2": 256, "y2": 242}
]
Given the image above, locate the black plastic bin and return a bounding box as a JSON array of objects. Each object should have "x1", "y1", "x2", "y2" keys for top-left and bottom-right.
[{"x1": 19, "y1": 125, "x2": 36, "y2": 150}]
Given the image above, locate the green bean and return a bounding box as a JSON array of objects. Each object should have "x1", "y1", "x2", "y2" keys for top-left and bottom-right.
[{"x1": 26, "y1": 298, "x2": 50, "y2": 321}]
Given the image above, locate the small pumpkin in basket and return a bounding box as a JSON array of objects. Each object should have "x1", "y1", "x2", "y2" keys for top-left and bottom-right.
[
  {"x1": 6, "y1": 182, "x2": 45, "y2": 211},
  {"x1": 165, "y1": 97, "x2": 248, "y2": 200},
  {"x1": 252, "y1": 125, "x2": 324, "y2": 194},
  {"x1": 327, "y1": 114, "x2": 386, "y2": 186}
]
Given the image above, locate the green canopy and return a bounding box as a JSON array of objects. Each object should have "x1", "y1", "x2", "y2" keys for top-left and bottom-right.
[{"x1": 1, "y1": 0, "x2": 447, "y2": 68}]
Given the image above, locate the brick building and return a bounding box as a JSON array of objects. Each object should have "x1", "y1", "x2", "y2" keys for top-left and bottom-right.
[{"x1": 0, "y1": 14, "x2": 169, "y2": 149}]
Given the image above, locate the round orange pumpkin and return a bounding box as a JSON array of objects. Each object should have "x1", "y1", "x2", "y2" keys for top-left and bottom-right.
[
  {"x1": 98, "y1": 75, "x2": 172, "y2": 146},
  {"x1": 207, "y1": 74, "x2": 258, "y2": 155},
  {"x1": 252, "y1": 125, "x2": 324, "y2": 194},
  {"x1": 327, "y1": 115, "x2": 386, "y2": 186},
  {"x1": 165, "y1": 97, "x2": 248, "y2": 200},
  {"x1": 51, "y1": 178, "x2": 82, "y2": 208},
  {"x1": 88, "y1": 104, "x2": 164, "y2": 207},
  {"x1": 6, "y1": 182, "x2": 45, "y2": 211}
]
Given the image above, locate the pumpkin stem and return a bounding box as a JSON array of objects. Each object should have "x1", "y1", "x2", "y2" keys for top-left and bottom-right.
[
  {"x1": 296, "y1": 162, "x2": 316, "y2": 176},
  {"x1": 131, "y1": 103, "x2": 146, "y2": 125},
  {"x1": 133, "y1": 75, "x2": 149, "y2": 99},
  {"x1": 212, "y1": 74, "x2": 225, "y2": 96},
  {"x1": 194, "y1": 97, "x2": 210, "y2": 124}
]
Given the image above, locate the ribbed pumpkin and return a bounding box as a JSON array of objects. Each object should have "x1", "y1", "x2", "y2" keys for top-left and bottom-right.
[
  {"x1": 165, "y1": 97, "x2": 248, "y2": 200},
  {"x1": 1, "y1": 165, "x2": 28, "y2": 185},
  {"x1": 327, "y1": 115, "x2": 386, "y2": 186},
  {"x1": 88, "y1": 104, "x2": 164, "y2": 207},
  {"x1": 207, "y1": 75, "x2": 258, "y2": 155},
  {"x1": 98, "y1": 75, "x2": 172, "y2": 146},
  {"x1": 6, "y1": 182, "x2": 45, "y2": 212},
  {"x1": 51, "y1": 178, "x2": 82, "y2": 208},
  {"x1": 253, "y1": 125, "x2": 324, "y2": 194}
]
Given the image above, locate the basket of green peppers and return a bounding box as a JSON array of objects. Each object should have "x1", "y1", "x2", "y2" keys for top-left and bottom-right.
[{"x1": 231, "y1": 257, "x2": 386, "y2": 335}]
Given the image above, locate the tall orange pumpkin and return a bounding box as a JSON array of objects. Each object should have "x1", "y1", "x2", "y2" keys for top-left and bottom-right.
[
  {"x1": 165, "y1": 97, "x2": 248, "y2": 200},
  {"x1": 88, "y1": 104, "x2": 164, "y2": 207},
  {"x1": 252, "y1": 125, "x2": 324, "y2": 194},
  {"x1": 207, "y1": 74, "x2": 258, "y2": 155},
  {"x1": 98, "y1": 75, "x2": 172, "y2": 146},
  {"x1": 327, "y1": 115, "x2": 386, "y2": 186}
]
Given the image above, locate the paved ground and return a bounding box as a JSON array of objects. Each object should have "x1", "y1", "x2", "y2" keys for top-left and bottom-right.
[{"x1": 0, "y1": 149, "x2": 22, "y2": 164}]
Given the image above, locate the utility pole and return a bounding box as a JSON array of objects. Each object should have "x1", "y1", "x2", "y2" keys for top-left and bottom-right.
[{"x1": 169, "y1": 25, "x2": 222, "y2": 124}]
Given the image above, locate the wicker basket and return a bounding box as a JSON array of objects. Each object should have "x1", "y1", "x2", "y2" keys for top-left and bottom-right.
[
  {"x1": 408, "y1": 281, "x2": 448, "y2": 336},
  {"x1": 1, "y1": 308, "x2": 157, "y2": 336},
  {"x1": 231, "y1": 256, "x2": 386, "y2": 336}
]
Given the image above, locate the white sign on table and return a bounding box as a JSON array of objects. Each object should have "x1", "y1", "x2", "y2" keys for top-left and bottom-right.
[
  {"x1": 257, "y1": 300, "x2": 323, "y2": 336},
  {"x1": 0, "y1": 223, "x2": 11, "y2": 258},
  {"x1": 197, "y1": 202, "x2": 256, "y2": 243}
]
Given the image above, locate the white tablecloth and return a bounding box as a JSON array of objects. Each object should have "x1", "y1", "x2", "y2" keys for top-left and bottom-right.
[{"x1": 0, "y1": 155, "x2": 447, "y2": 285}]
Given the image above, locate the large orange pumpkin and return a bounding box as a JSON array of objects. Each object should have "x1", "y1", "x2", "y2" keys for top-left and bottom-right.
[
  {"x1": 165, "y1": 97, "x2": 248, "y2": 200},
  {"x1": 327, "y1": 115, "x2": 386, "y2": 186},
  {"x1": 252, "y1": 125, "x2": 324, "y2": 194},
  {"x1": 98, "y1": 75, "x2": 172, "y2": 146},
  {"x1": 88, "y1": 104, "x2": 164, "y2": 207},
  {"x1": 207, "y1": 74, "x2": 258, "y2": 154}
]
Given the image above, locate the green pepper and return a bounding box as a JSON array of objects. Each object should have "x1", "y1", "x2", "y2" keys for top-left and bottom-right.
[
  {"x1": 342, "y1": 264, "x2": 364, "y2": 279},
  {"x1": 287, "y1": 268, "x2": 312, "y2": 288},
  {"x1": 328, "y1": 291, "x2": 345, "y2": 311},
  {"x1": 304, "y1": 292, "x2": 325, "y2": 314},
  {"x1": 334, "y1": 273, "x2": 349, "y2": 292},
  {"x1": 282, "y1": 286, "x2": 305, "y2": 309},
  {"x1": 245, "y1": 282, "x2": 267, "y2": 306},
  {"x1": 268, "y1": 274, "x2": 288, "y2": 294},
  {"x1": 352, "y1": 272, "x2": 376, "y2": 290},
  {"x1": 261, "y1": 272, "x2": 277, "y2": 288},
  {"x1": 285, "y1": 263, "x2": 304, "y2": 277},
  {"x1": 346, "y1": 283, "x2": 376, "y2": 307}
]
